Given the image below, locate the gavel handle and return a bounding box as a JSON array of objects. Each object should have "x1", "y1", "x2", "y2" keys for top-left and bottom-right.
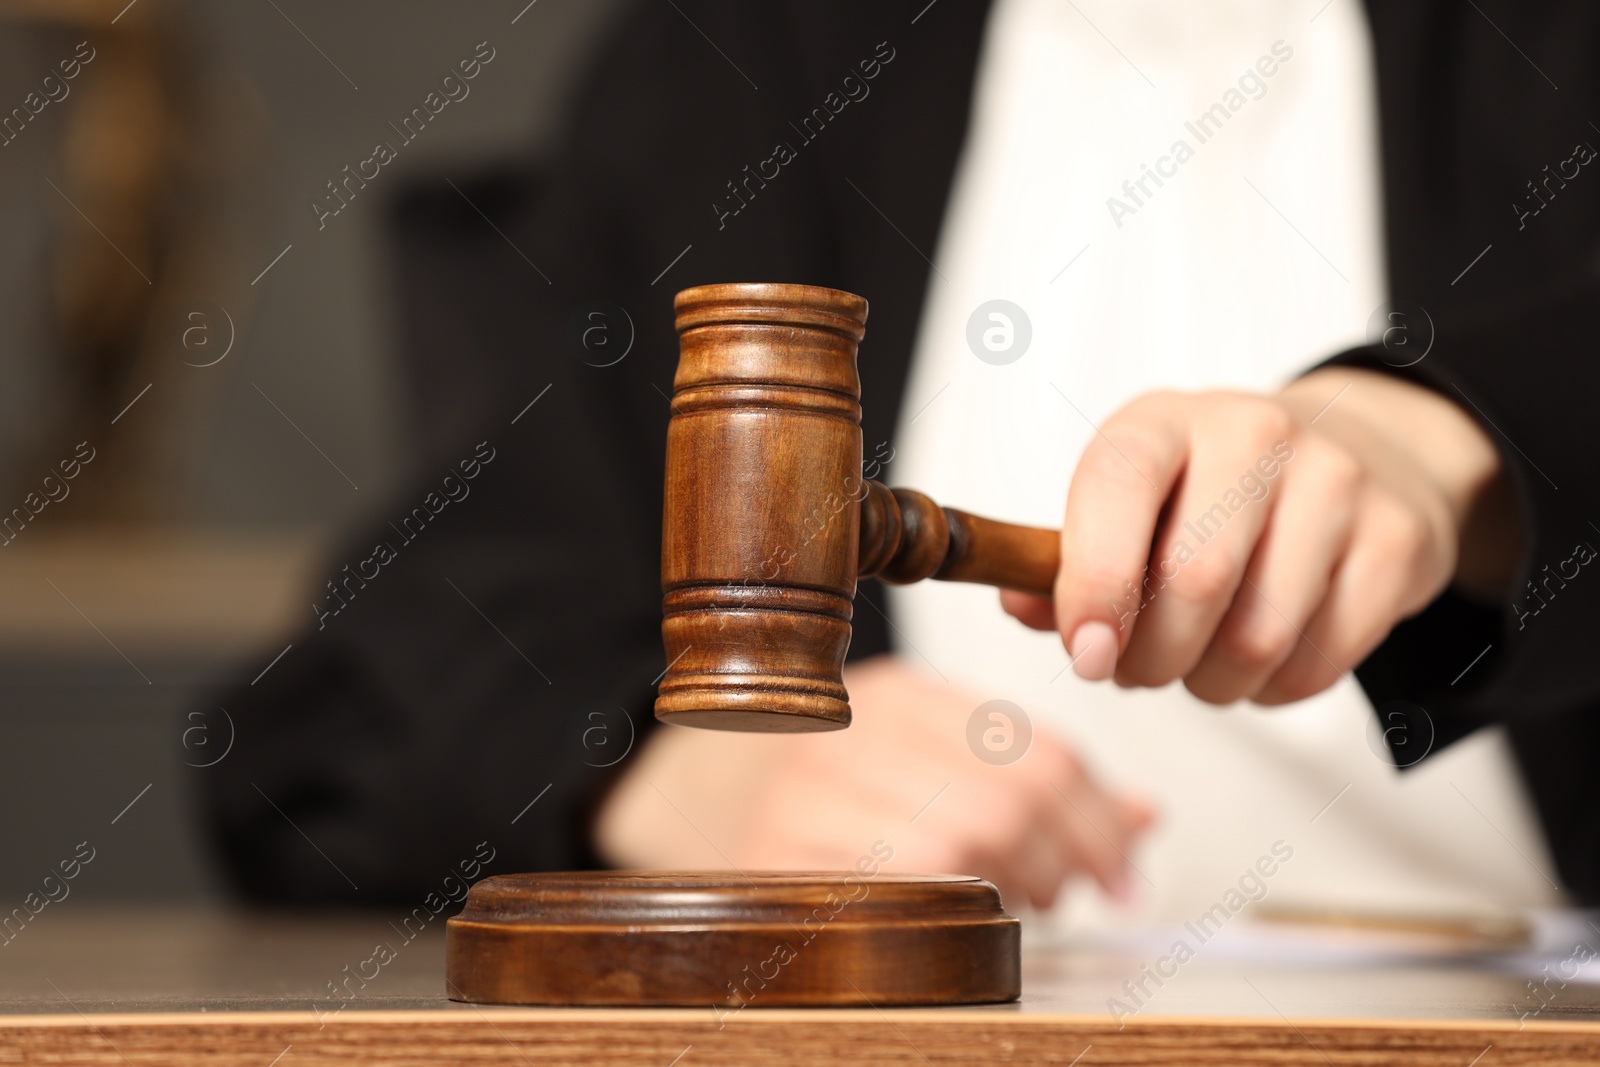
[{"x1": 857, "y1": 482, "x2": 1059, "y2": 597}]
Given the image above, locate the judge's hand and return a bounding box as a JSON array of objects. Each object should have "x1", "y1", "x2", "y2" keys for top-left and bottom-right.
[
  {"x1": 594, "y1": 655, "x2": 1154, "y2": 909},
  {"x1": 1002, "y1": 367, "x2": 1520, "y2": 705}
]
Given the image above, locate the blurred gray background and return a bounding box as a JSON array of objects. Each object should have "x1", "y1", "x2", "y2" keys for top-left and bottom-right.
[{"x1": 0, "y1": 0, "x2": 624, "y2": 901}]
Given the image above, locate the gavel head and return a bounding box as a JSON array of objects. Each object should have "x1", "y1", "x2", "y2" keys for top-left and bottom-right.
[{"x1": 655, "y1": 282, "x2": 874, "y2": 733}]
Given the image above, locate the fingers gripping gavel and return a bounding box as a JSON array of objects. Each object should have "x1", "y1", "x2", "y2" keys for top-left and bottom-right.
[{"x1": 656, "y1": 283, "x2": 1059, "y2": 733}]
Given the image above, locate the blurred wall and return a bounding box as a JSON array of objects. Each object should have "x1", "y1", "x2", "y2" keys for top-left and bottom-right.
[
  {"x1": 195, "y1": 0, "x2": 625, "y2": 527},
  {"x1": 0, "y1": 0, "x2": 624, "y2": 901}
]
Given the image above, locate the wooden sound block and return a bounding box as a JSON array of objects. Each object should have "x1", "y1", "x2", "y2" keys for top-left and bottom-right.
[{"x1": 445, "y1": 871, "x2": 1020, "y2": 1007}]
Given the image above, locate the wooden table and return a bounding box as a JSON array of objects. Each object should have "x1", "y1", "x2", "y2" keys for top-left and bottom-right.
[
  {"x1": 0, "y1": 528, "x2": 322, "y2": 661},
  {"x1": 3, "y1": 907, "x2": 1598, "y2": 1064}
]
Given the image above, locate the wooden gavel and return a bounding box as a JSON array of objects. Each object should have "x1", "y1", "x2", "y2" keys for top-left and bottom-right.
[
  {"x1": 656, "y1": 282, "x2": 1062, "y2": 733},
  {"x1": 455, "y1": 284, "x2": 1033, "y2": 1010}
]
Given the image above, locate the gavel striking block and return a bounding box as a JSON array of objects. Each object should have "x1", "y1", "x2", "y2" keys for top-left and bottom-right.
[
  {"x1": 447, "y1": 282, "x2": 1044, "y2": 1009},
  {"x1": 657, "y1": 282, "x2": 1061, "y2": 732}
]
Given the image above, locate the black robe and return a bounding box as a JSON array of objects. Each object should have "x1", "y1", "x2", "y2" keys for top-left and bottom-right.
[{"x1": 201, "y1": 0, "x2": 1600, "y2": 903}]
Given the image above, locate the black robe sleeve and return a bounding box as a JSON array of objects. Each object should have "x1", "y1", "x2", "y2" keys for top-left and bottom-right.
[
  {"x1": 1334, "y1": 1, "x2": 1600, "y2": 900},
  {"x1": 1325, "y1": 279, "x2": 1600, "y2": 724},
  {"x1": 1324, "y1": 2, "x2": 1600, "y2": 736}
]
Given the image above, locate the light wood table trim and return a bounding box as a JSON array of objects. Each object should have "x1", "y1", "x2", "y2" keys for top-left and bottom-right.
[{"x1": 4, "y1": 1008, "x2": 1599, "y2": 1065}]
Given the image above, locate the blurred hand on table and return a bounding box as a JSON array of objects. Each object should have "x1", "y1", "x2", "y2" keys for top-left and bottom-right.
[{"x1": 596, "y1": 655, "x2": 1153, "y2": 908}]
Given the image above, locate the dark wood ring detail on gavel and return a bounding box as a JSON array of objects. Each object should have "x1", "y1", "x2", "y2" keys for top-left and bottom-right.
[
  {"x1": 859, "y1": 482, "x2": 1059, "y2": 595},
  {"x1": 656, "y1": 283, "x2": 1061, "y2": 734}
]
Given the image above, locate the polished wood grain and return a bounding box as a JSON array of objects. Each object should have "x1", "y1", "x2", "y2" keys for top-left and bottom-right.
[
  {"x1": 445, "y1": 872, "x2": 1019, "y2": 1007},
  {"x1": 657, "y1": 283, "x2": 1061, "y2": 735},
  {"x1": 5, "y1": 908, "x2": 1600, "y2": 1065},
  {"x1": 858, "y1": 482, "x2": 1058, "y2": 593}
]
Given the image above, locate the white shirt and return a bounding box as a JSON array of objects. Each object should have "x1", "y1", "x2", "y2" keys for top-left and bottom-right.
[{"x1": 890, "y1": 0, "x2": 1561, "y2": 926}]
